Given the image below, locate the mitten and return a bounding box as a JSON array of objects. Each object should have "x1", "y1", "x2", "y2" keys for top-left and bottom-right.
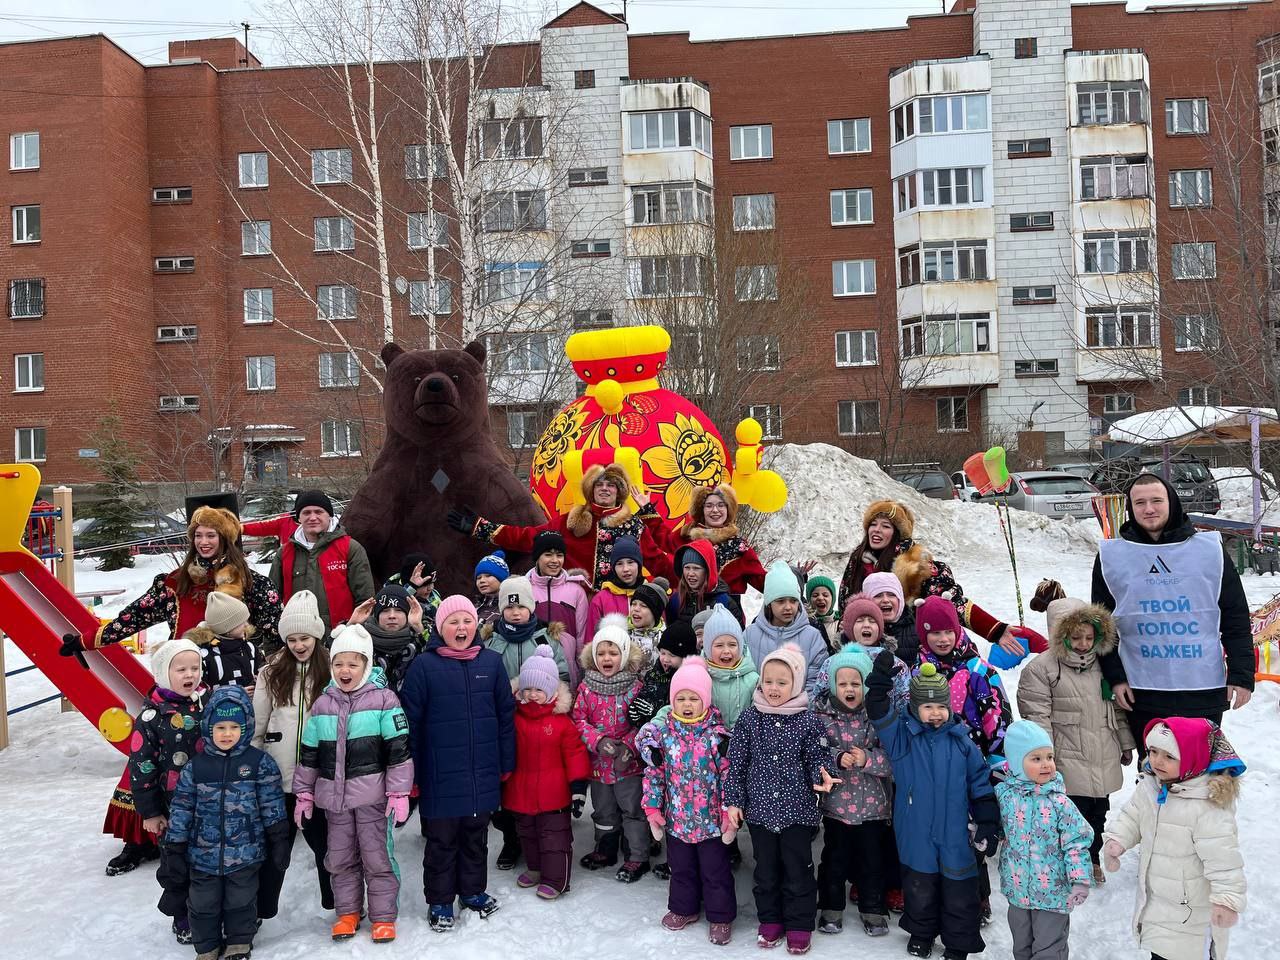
[
  {"x1": 645, "y1": 808, "x2": 666, "y2": 841},
  {"x1": 614, "y1": 742, "x2": 636, "y2": 767},
  {"x1": 160, "y1": 842, "x2": 189, "y2": 888},
  {"x1": 266, "y1": 820, "x2": 291, "y2": 873},
  {"x1": 1211, "y1": 905, "x2": 1239, "y2": 928},
  {"x1": 865, "y1": 649, "x2": 896, "y2": 720},
  {"x1": 59, "y1": 632, "x2": 86, "y2": 657},
  {"x1": 446, "y1": 508, "x2": 478, "y2": 536},
  {"x1": 294, "y1": 793, "x2": 314, "y2": 828},
  {"x1": 386, "y1": 794, "x2": 410, "y2": 825},
  {"x1": 970, "y1": 819, "x2": 1000, "y2": 854},
  {"x1": 1066, "y1": 884, "x2": 1089, "y2": 909},
  {"x1": 1102, "y1": 839, "x2": 1124, "y2": 873},
  {"x1": 596, "y1": 737, "x2": 620, "y2": 758}
]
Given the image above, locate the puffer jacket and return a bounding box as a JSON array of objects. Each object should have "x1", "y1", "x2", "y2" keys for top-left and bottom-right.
[
  {"x1": 812, "y1": 692, "x2": 892, "y2": 826},
  {"x1": 996, "y1": 772, "x2": 1093, "y2": 912},
  {"x1": 293, "y1": 667, "x2": 414, "y2": 812},
  {"x1": 527, "y1": 568, "x2": 591, "y2": 685},
  {"x1": 817, "y1": 642, "x2": 909, "y2": 716},
  {"x1": 483, "y1": 618, "x2": 570, "y2": 689},
  {"x1": 502, "y1": 687, "x2": 589, "y2": 816},
  {"x1": 919, "y1": 637, "x2": 1012, "y2": 763},
  {"x1": 1106, "y1": 771, "x2": 1245, "y2": 960},
  {"x1": 585, "y1": 579, "x2": 635, "y2": 643},
  {"x1": 251, "y1": 658, "x2": 320, "y2": 792},
  {"x1": 1017, "y1": 603, "x2": 1135, "y2": 797},
  {"x1": 726, "y1": 705, "x2": 833, "y2": 832},
  {"x1": 571, "y1": 641, "x2": 645, "y2": 784},
  {"x1": 743, "y1": 607, "x2": 830, "y2": 694},
  {"x1": 638, "y1": 706, "x2": 731, "y2": 844},
  {"x1": 708, "y1": 650, "x2": 759, "y2": 729},
  {"x1": 129, "y1": 686, "x2": 205, "y2": 820},
  {"x1": 165, "y1": 685, "x2": 287, "y2": 875}
]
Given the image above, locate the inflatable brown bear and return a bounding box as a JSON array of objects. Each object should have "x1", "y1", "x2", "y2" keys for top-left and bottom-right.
[{"x1": 341, "y1": 340, "x2": 547, "y2": 596}]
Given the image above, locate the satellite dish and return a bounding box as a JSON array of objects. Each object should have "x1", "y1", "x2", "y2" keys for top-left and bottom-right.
[{"x1": 394, "y1": 276, "x2": 408, "y2": 295}]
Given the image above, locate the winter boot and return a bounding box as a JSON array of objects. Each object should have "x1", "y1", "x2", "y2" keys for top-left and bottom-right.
[
  {"x1": 846, "y1": 884, "x2": 859, "y2": 903},
  {"x1": 652, "y1": 860, "x2": 672, "y2": 880},
  {"x1": 615, "y1": 860, "x2": 651, "y2": 883},
  {"x1": 496, "y1": 836, "x2": 521, "y2": 871},
  {"x1": 1092, "y1": 863, "x2": 1106, "y2": 885},
  {"x1": 106, "y1": 841, "x2": 157, "y2": 876},
  {"x1": 171, "y1": 917, "x2": 193, "y2": 944},
  {"x1": 941, "y1": 951, "x2": 968, "y2": 960},
  {"x1": 979, "y1": 898, "x2": 992, "y2": 926},
  {"x1": 461, "y1": 893, "x2": 500, "y2": 918},
  {"x1": 709, "y1": 922, "x2": 733, "y2": 946},
  {"x1": 662, "y1": 911, "x2": 700, "y2": 931},
  {"x1": 536, "y1": 883, "x2": 565, "y2": 900},
  {"x1": 331, "y1": 913, "x2": 361, "y2": 941},
  {"x1": 860, "y1": 913, "x2": 889, "y2": 937},
  {"x1": 757, "y1": 922, "x2": 784, "y2": 948},
  {"x1": 886, "y1": 888, "x2": 905, "y2": 913},
  {"x1": 223, "y1": 945, "x2": 252, "y2": 960},
  {"x1": 818, "y1": 910, "x2": 843, "y2": 934},
  {"x1": 196, "y1": 951, "x2": 220, "y2": 960},
  {"x1": 579, "y1": 832, "x2": 621, "y2": 870},
  {"x1": 906, "y1": 936, "x2": 934, "y2": 958},
  {"x1": 428, "y1": 903, "x2": 454, "y2": 932},
  {"x1": 371, "y1": 922, "x2": 396, "y2": 943},
  {"x1": 517, "y1": 870, "x2": 541, "y2": 888},
  {"x1": 785, "y1": 931, "x2": 812, "y2": 955}
]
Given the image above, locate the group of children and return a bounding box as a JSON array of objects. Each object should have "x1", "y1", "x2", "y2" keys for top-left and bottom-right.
[{"x1": 124, "y1": 528, "x2": 1247, "y2": 960}]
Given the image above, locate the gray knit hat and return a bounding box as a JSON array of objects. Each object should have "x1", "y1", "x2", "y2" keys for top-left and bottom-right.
[
  {"x1": 498, "y1": 575, "x2": 536, "y2": 613},
  {"x1": 909, "y1": 662, "x2": 951, "y2": 715},
  {"x1": 199, "y1": 591, "x2": 250, "y2": 636},
  {"x1": 278, "y1": 589, "x2": 324, "y2": 640}
]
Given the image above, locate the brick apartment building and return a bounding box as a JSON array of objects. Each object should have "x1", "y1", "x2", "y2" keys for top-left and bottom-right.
[{"x1": 1, "y1": 0, "x2": 1278, "y2": 490}]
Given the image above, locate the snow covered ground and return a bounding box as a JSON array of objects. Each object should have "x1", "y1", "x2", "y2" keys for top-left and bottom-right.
[{"x1": 2, "y1": 451, "x2": 1278, "y2": 958}]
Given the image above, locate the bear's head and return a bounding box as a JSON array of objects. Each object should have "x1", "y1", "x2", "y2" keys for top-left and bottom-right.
[{"x1": 380, "y1": 340, "x2": 491, "y2": 443}]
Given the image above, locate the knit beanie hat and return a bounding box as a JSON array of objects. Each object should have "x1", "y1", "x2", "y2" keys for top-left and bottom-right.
[
  {"x1": 762, "y1": 559, "x2": 802, "y2": 607},
  {"x1": 498, "y1": 575, "x2": 536, "y2": 613},
  {"x1": 915, "y1": 595, "x2": 962, "y2": 645},
  {"x1": 631, "y1": 577, "x2": 669, "y2": 624},
  {"x1": 518, "y1": 644, "x2": 561, "y2": 701},
  {"x1": 826, "y1": 646, "x2": 874, "y2": 685},
  {"x1": 591, "y1": 613, "x2": 632, "y2": 666},
  {"x1": 474, "y1": 549, "x2": 509, "y2": 581},
  {"x1": 211, "y1": 693, "x2": 248, "y2": 730},
  {"x1": 702, "y1": 604, "x2": 743, "y2": 645},
  {"x1": 909, "y1": 662, "x2": 950, "y2": 714},
  {"x1": 374, "y1": 583, "x2": 412, "y2": 616},
  {"x1": 532, "y1": 530, "x2": 567, "y2": 560},
  {"x1": 691, "y1": 608, "x2": 713, "y2": 634},
  {"x1": 1005, "y1": 719, "x2": 1054, "y2": 780},
  {"x1": 759, "y1": 643, "x2": 807, "y2": 695},
  {"x1": 199, "y1": 591, "x2": 251, "y2": 636},
  {"x1": 658, "y1": 620, "x2": 698, "y2": 658},
  {"x1": 610, "y1": 536, "x2": 643, "y2": 568},
  {"x1": 150, "y1": 637, "x2": 202, "y2": 689},
  {"x1": 805, "y1": 575, "x2": 837, "y2": 603},
  {"x1": 293, "y1": 489, "x2": 335, "y2": 519},
  {"x1": 840, "y1": 595, "x2": 885, "y2": 640},
  {"x1": 435, "y1": 594, "x2": 478, "y2": 636},
  {"x1": 329, "y1": 623, "x2": 374, "y2": 687},
  {"x1": 1144, "y1": 721, "x2": 1181, "y2": 760},
  {"x1": 862, "y1": 572, "x2": 905, "y2": 618},
  {"x1": 669, "y1": 656, "x2": 713, "y2": 709},
  {"x1": 398, "y1": 552, "x2": 435, "y2": 584},
  {"x1": 278, "y1": 589, "x2": 324, "y2": 640}
]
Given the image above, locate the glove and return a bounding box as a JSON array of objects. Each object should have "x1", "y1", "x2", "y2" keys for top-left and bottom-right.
[
  {"x1": 645, "y1": 808, "x2": 666, "y2": 841},
  {"x1": 1067, "y1": 884, "x2": 1090, "y2": 909},
  {"x1": 386, "y1": 794, "x2": 410, "y2": 825},
  {"x1": 970, "y1": 819, "x2": 1000, "y2": 854},
  {"x1": 266, "y1": 821, "x2": 291, "y2": 873},
  {"x1": 596, "y1": 737, "x2": 620, "y2": 758},
  {"x1": 614, "y1": 742, "x2": 636, "y2": 767},
  {"x1": 59, "y1": 632, "x2": 86, "y2": 657},
  {"x1": 446, "y1": 507, "x2": 478, "y2": 536},
  {"x1": 160, "y1": 841, "x2": 189, "y2": 889},
  {"x1": 1102, "y1": 838, "x2": 1124, "y2": 873},
  {"x1": 1211, "y1": 904, "x2": 1239, "y2": 928},
  {"x1": 294, "y1": 793, "x2": 314, "y2": 828},
  {"x1": 571, "y1": 794, "x2": 586, "y2": 819},
  {"x1": 626, "y1": 698, "x2": 655, "y2": 727}
]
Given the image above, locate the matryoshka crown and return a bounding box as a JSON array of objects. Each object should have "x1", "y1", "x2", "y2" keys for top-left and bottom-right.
[{"x1": 565, "y1": 325, "x2": 670, "y2": 386}]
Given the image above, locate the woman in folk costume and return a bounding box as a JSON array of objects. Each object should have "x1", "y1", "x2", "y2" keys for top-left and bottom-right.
[{"x1": 659, "y1": 484, "x2": 766, "y2": 599}]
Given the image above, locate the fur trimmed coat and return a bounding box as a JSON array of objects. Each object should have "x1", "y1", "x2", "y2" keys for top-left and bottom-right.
[{"x1": 572, "y1": 639, "x2": 647, "y2": 783}]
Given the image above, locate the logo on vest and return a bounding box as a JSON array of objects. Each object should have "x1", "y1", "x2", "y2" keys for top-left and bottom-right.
[{"x1": 1148, "y1": 555, "x2": 1172, "y2": 575}]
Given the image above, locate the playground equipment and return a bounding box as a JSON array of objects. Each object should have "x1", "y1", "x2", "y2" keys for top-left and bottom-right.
[
  {"x1": 0, "y1": 464, "x2": 151, "y2": 753},
  {"x1": 1253, "y1": 592, "x2": 1280, "y2": 685}
]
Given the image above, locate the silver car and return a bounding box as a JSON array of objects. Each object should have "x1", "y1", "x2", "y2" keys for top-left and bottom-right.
[{"x1": 983, "y1": 471, "x2": 1100, "y2": 519}]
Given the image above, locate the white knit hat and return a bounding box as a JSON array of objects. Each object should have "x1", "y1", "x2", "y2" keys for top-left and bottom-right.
[
  {"x1": 199, "y1": 591, "x2": 250, "y2": 636},
  {"x1": 591, "y1": 613, "x2": 632, "y2": 666},
  {"x1": 498, "y1": 575, "x2": 536, "y2": 613},
  {"x1": 278, "y1": 589, "x2": 324, "y2": 640},
  {"x1": 329, "y1": 622, "x2": 374, "y2": 688},
  {"x1": 149, "y1": 638, "x2": 202, "y2": 689},
  {"x1": 1144, "y1": 722, "x2": 1180, "y2": 759}
]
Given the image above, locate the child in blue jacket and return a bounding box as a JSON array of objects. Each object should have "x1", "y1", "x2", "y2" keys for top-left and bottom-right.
[
  {"x1": 164, "y1": 685, "x2": 288, "y2": 960},
  {"x1": 866, "y1": 651, "x2": 999, "y2": 960}
]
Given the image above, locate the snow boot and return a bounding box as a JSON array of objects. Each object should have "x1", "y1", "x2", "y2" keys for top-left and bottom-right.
[
  {"x1": 371, "y1": 922, "x2": 396, "y2": 943},
  {"x1": 496, "y1": 838, "x2": 521, "y2": 871},
  {"x1": 428, "y1": 903, "x2": 454, "y2": 932},
  {"x1": 757, "y1": 922, "x2": 784, "y2": 948},
  {"x1": 615, "y1": 860, "x2": 650, "y2": 883},
  {"x1": 886, "y1": 888, "x2": 905, "y2": 913},
  {"x1": 662, "y1": 911, "x2": 700, "y2": 931},
  {"x1": 709, "y1": 922, "x2": 733, "y2": 946},
  {"x1": 942, "y1": 951, "x2": 968, "y2": 960},
  {"x1": 536, "y1": 883, "x2": 565, "y2": 900},
  {"x1": 652, "y1": 860, "x2": 672, "y2": 880},
  {"x1": 907, "y1": 936, "x2": 934, "y2": 958},
  {"x1": 818, "y1": 910, "x2": 843, "y2": 934},
  {"x1": 979, "y1": 898, "x2": 992, "y2": 927},
  {"x1": 331, "y1": 913, "x2": 360, "y2": 941},
  {"x1": 461, "y1": 893, "x2": 500, "y2": 918},
  {"x1": 517, "y1": 870, "x2": 540, "y2": 888},
  {"x1": 106, "y1": 841, "x2": 157, "y2": 876},
  {"x1": 223, "y1": 945, "x2": 252, "y2": 960},
  {"x1": 171, "y1": 917, "x2": 193, "y2": 944},
  {"x1": 195, "y1": 951, "x2": 220, "y2": 960},
  {"x1": 579, "y1": 832, "x2": 620, "y2": 871},
  {"x1": 861, "y1": 913, "x2": 889, "y2": 937},
  {"x1": 785, "y1": 931, "x2": 811, "y2": 955}
]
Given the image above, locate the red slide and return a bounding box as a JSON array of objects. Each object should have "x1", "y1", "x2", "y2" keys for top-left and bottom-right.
[{"x1": 0, "y1": 465, "x2": 152, "y2": 754}]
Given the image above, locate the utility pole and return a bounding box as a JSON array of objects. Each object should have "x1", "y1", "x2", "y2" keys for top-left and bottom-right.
[{"x1": 240, "y1": 22, "x2": 251, "y2": 66}]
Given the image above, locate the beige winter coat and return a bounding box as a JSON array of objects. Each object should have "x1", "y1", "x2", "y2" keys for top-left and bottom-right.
[
  {"x1": 1106, "y1": 772, "x2": 1245, "y2": 960},
  {"x1": 251, "y1": 659, "x2": 316, "y2": 792},
  {"x1": 1017, "y1": 601, "x2": 1135, "y2": 797}
]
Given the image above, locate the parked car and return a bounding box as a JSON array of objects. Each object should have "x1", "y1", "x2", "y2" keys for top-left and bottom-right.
[
  {"x1": 1089, "y1": 455, "x2": 1221, "y2": 514},
  {"x1": 1049, "y1": 461, "x2": 1096, "y2": 480},
  {"x1": 72, "y1": 513, "x2": 188, "y2": 555},
  {"x1": 980, "y1": 471, "x2": 1100, "y2": 519},
  {"x1": 893, "y1": 468, "x2": 959, "y2": 500},
  {"x1": 950, "y1": 471, "x2": 982, "y2": 502}
]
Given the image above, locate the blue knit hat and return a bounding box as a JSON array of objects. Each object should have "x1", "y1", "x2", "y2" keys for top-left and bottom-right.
[
  {"x1": 475, "y1": 549, "x2": 509, "y2": 581},
  {"x1": 610, "y1": 536, "x2": 642, "y2": 568},
  {"x1": 702, "y1": 604, "x2": 742, "y2": 645},
  {"x1": 762, "y1": 559, "x2": 802, "y2": 607},
  {"x1": 1004, "y1": 720, "x2": 1054, "y2": 780},
  {"x1": 826, "y1": 647, "x2": 874, "y2": 683}
]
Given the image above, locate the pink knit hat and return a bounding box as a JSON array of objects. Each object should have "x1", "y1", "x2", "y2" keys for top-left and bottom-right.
[
  {"x1": 840, "y1": 594, "x2": 885, "y2": 641},
  {"x1": 669, "y1": 656, "x2": 712, "y2": 709},
  {"x1": 435, "y1": 594, "x2": 478, "y2": 637},
  {"x1": 862, "y1": 572, "x2": 905, "y2": 617}
]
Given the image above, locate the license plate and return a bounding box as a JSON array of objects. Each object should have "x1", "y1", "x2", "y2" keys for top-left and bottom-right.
[{"x1": 1055, "y1": 502, "x2": 1083, "y2": 511}]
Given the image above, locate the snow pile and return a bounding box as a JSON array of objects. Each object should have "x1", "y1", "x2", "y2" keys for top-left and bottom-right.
[
  {"x1": 1212, "y1": 466, "x2": 1280, "y2": 524},
  {"x1": 1109, "y1": 406, "x2": 1279, "y2": 445}
]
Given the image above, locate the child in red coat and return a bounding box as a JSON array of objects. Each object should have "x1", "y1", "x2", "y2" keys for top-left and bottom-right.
[{"x1": 503, "y1": 645, "x2": 591, "y2": 900}]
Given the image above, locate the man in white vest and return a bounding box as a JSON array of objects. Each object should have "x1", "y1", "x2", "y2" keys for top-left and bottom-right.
[{"x1": 1092, "y1": 473, "x2": 1253, "y2": 749}]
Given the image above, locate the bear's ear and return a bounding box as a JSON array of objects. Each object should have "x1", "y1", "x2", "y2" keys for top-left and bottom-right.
[
  {"x1": 381, "y1": 342, "x2": 405, "y2": 366},
  {"x1": 464, "y1": 340, "x2": 487, "y2": 365}
]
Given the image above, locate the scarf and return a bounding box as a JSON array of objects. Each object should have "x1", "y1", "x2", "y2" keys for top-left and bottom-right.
[
  {"x1": 437, "y1": 643, "x2": 482, "y2": 661},
  {"x1": 581, "y1": 668, "x2": 638, "y2": 697},
  {"x1": 675, "y1": 708, "x2": 708, "y2": 724},
  {"x1": 751, "y1": 686, "x2": 809, "y2": 716},
  {"x1": 494, "y1": 617, "x2": 541, "y2": 646}
]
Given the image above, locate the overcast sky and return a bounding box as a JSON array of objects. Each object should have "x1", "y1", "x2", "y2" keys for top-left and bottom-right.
[{"x1": 0, "y1": 0, "x2": 1257, "y2": 64}]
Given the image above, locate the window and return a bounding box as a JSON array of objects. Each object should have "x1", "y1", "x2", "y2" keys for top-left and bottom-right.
[
  {"x1": 484, "y1": 261, "x2": 550, "y2": 303},
  {"x1": 154, "y1": 256, "x2": 195, "y2": 273},
  {"x1": 317, "y1": 284, "x2": 356, "y2": 320},
  {"x1": 733, "y1": 193, "x2": 775, "y2": 231},
  {"x1": 405, "y1": 143, "x2": 447, "y2": 180},
  {"x1": 894, "y1": 174, "x2": 918, "y2": 213},
  {"x1": 568, "y1": 167, "x2": 608, "y2": 187},
  {"x1": 151, "y1": 186, "x2": 192, "y2": 203},
  {"x1": 916, "y1": 94, "x2": 989, "y2": 134},
  {"x1": 159, "y1": 395, "x2": 200, "y2": 412},
  {"x1": 12, "y1": 205, "x2": 40, "y2": 243},
  {"x1": 744, "y1": 404, "x2": 782, "y2": 440},
  {"x1": 574, "y1": 69, "x2": 595, "y2": 89},
  {"x1": 409, "y1": 279, "x2": 452, "y2": 315},
  {"x1": 936, "y1": 397, "x2": 969, "y2": 432},
  {"x1": 1076, "y1": 81, "x2": 1146, "y2": 125},
  {"x1": 921, "y1": 168, "x2": 985, "y2": 206},
  {"x1": 1014, "y1": 37, "x2": 1038, "y2": 59},
  {"x1": 897, "y1": 246, "x2": 921, "y2": 287},
  {"x1": 14, "y1": 353, "x2": 43, "y2": 392},
  {"x1": 408, "y1": 212, "x2": 448, "y2": 248},
  {"x1": 311, "y1": 147, "x2": 353, "y2": 185},
  {"x1": 156, "y1": 325, "x2": 197, "y2": 342},
  {"x1": 482, "y1": 190, "x2": 548, "y2": 232},
  {"x1": 1263, "y1": 61, "x2": 1280, "y2": 101},
  {"x1": 730, "y1": 124, "x2": 773, "y2": 161},
  {"x1": 505, "y1": 409, "x2": 542, "y2": 449},
  {"x1": 1177, "y1": 385, "x2": 1221, "y2": 407},
  {"x1": 243, "y1": 288, "x2": 274, "y2": 324},
  {"x1": 827, "y1": 118, "x2": 871, "y2": 155},
  {"x1": 1171, "y1": 242, "x2": 1216, "y2": 280},
  {"x1": 9, "y1": 132, "x2": 38, "y2": 170},
  {"x1": 830, "y1": 188, "x2": 873, "y2": 225},
  {"x1": 571, "y1": 239, "x2": 611, "y2": 258},
  {"x1": 1266, "y1": 127, "x2": 1279, "y2": 165},
  {"x1": 1085, "y1": 304, "x2": 1155, "y2": 347},
  {"x1": 319, "y1": 352, "x2": 360, "y2": 388},
  {"x1": 15, "y1": 426, "x2": 45, "y2": 462},
  {"x1": 1165, "y1": 98, "x2": 1209, "y2": 135},
  {"x1": 627, "y1": 110, "x2": 712, "y2": 154},
  {"x1": 1011, "y1": 212, "x2": 1054, "y2": 231},
  {"x1": 314, "y1": 216, "x2": 354, "y2": 251},
  {"x1": 1080, "y1": 155, "x2": 1150, "y2": 200},
  {"x1": 629, "y1": 255, "x2": 707, "y2": 297},
  {"x1": 1174, "y1": 313, "x2": 1220, "y2": 351},
  {"x1": 832, "y1": 259, "x2": 876, "y2": 297},
  {"x1": 8, "y1": 278, "x2": 43, "y2": 318},
  {"x1": 892, "y1": 104, "x2": 915, "y2": 144},
  {"x1": 901, "y1": 313, "x2": 991, "y2": 357},
  {"x1": 1103, "y1": 393, "x2": 1135, "y2": 415},
  {"x1": 1014, "y1": 359, "x2": 1058, "y2": 377},
  {"x1": 321, "y1": 420, "x2": 360, "y2": 457},
  {"x1": 1012, "y1": 285, "x2": 1055, "y2": 304},
  {"x1": 479, "y1": 116, "x2": 545, "y2": 159},
  {"x1": 630, "y1": 182, "x2": 712, "y2": 225},
  {"x1": 572, "y1": 309, "x2": 613, "y2": 329},
  {"x1": 245, "y1": 355, "x2": 276, "y2": 392},
  {"x1": 1267, "y1": 191, "x2": 1280, "y2": 225},
  {"x1": 1008, "y1": 138, "x2": 1051, "y2": 158},
  {"x1": 835, "y1": 330, "x2": 878, "y2": 367},
  {"x1": 241, "y1": 220, "x2": 271, "y2": 256},
  {"x1": 1083, "y1": 231, "x2": 1150, "y2": 274},
  {"x1": 1169, "y1": 169, "x2": 1212, "y2": 207},
  {"x1": 238, "y1": 151, "x2": 267, "y2": 187},
  {"x1": 736, "y1": 265, "x2": 778, "y2": 302},
  {"x1": 922, "y1": 240, "x2": 989, "y2": 282},
  {"x1": 736, "y1": 335, "x2": 781, "y2": 371},
  {"x1": 838, "y1": 400, "x2": 880, "y2": 436},
  {"x1": 487, "y1": 334, "x2": 552, "y2": 376}
]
